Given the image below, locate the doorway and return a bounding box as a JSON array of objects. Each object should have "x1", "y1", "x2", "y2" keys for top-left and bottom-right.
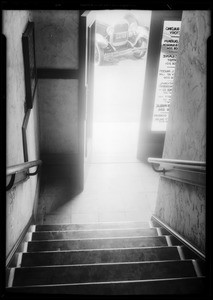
[
  {"x1": 67, "y1": 9, "x2": 159, "y2": 224},
  {"x1": 92, "y1": 10, "x2": 151, "y2": 164}
]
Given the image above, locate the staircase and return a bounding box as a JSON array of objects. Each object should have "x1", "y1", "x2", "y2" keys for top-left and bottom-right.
[{"x1": 6, "y1": 220, "x2": 205, "y2": 295}]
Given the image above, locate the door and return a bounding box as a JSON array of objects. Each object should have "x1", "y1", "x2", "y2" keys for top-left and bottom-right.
[
  {"x1": 85, "y1": 20, "x2": 96, "y2": 160},
  {"x1": 78, "y1": 11, "x2": 96, "y2": 191},
  {"x1": 137, "y1": 10, "x2": 182, "y2": 162}
]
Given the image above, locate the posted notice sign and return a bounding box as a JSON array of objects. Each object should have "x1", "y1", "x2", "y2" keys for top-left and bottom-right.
[{"x1": 151, "y1": 20, "x2": 181, "y2": 131}]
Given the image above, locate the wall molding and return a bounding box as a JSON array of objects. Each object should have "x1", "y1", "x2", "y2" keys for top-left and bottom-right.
[{"x1": 37, "y1": 68, "x2": 79, "y2": 79}]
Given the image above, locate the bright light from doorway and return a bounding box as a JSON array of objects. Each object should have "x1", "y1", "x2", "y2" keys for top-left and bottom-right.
[{"x1": 92, "y1": 10, "x2": 151, "y2": 163}]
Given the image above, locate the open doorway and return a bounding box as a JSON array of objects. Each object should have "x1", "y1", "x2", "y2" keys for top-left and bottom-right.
[{"x1": 92, "y1": 10, "x2": 151, "y2": 163}]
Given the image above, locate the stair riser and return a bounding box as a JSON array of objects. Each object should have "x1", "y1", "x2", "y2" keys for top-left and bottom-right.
[
  {"x1": 7, "y1": 277, "x2": 205, "y2": 294},
  {"x1": 27, "y1": 236, "x2": 168, "y2": 252},
  {"x1": 32, "y1": 228, "x2": 159, "y2": 241},
  {"x1": 12, "y1": 261, "x2": 197, "y2": 286},
  {"x1": 21, "y1": 247, "x2": 180, "y2": 267},
  {"x1": 35, "y1": 222, "x2": 151, "y2": 231}
]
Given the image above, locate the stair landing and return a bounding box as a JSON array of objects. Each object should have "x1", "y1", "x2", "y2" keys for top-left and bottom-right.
[{"x1": 37, "y1": 162, "x2": 160, "y2": 225}]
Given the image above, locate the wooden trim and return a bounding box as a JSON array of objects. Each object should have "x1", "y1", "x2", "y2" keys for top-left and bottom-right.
[
  {"x1": 22, "y1": 109, "x2": 31, "y2": 162},
  {"x1": 6, "y1": 216, "x2": 33, "y2": 268},
  {"x1": 37, "y1": 68, "x2": 79, "y2": 79},
  {"x1": 22, "y1": 22, "x2": 37, "y2": 109},
  {"x1": 77, "y1": 11, "x2": 87, "y2": 191},
  {"x1": 32, "y1": 172, "x2": 41, "y2": 222},
  {"x1": 151, "y1": 215, "x2": 205, "y2": 260},
  {"x1": 161, "y1": 169, "x2": 206, "y2": 187}
]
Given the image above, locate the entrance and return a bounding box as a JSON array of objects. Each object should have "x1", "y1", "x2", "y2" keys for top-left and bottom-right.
[
  {"x1": 92, "y1": 10, "x2": 151, "y2": 164},
  {"x1": 78, "y1": 10, "x2": 182, "y2": 190}
]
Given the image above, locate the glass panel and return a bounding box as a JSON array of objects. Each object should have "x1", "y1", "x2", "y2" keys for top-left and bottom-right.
[{"x1": 151, "y1": 20, "x2": 181, "y2": 131}]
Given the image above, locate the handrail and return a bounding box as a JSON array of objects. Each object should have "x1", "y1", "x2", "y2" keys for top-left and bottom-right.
[
  {"x1": 151, "y1": 215, "x2": 205, "y2": 260},
  {"x1": 148, "y1": 157, "x2": 205, "y2": 169},
  {"x1": 148, "y1": 157, "x2": 206, "y2": 187},
  {"x1": 7, "y1": 160, "x2": 42, "y2": 176},
  {"x1": 6, "y1": 160, "x2": 42, "y2": 191}
]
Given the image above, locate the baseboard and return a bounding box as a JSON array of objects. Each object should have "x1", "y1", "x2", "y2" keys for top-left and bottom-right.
[
  {"x1": 151, "y1": 215, "x2": 205, "y2": 260},
  {"x1": 6, "y1": 216, "x2": 33, "y2": 268},
  {"x1": 32, "y1": 173, "x2": 41, "y2": 223}
]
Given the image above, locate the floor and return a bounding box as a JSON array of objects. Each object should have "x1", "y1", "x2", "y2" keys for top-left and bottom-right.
[
  {"x1": 39, "y1": 160, "x2": 159, "y2": 225},
  {"x1": 37, "y1": 53, "x2": 160, "y2": 225}
]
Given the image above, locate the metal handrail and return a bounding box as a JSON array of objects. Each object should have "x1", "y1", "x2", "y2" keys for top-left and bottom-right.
[
  {"x1": 7, "y1": 160, "x2": 42, "y2": 176},
  {"x1": 6, "y1": 160, "x2": 42, "y2": 191},
  {"x1": 148, "y1": 157, "x2": 206, "y2": 172},
  {"x1": 148, "y1": 157, "x2": 206, "y2": 187}
]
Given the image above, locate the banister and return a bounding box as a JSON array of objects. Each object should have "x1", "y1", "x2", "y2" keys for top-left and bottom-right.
[
  {"x1": 6, "y1": 160, "x2": 42, "y2": 191},
  {"x1": 148, "y1": 157, "x2": 206, "y2": 187}
]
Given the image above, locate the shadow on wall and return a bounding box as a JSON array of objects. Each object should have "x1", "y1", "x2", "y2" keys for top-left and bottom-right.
[{"x1": 38, "y1": 163, "x2": 81, "y2": 215}]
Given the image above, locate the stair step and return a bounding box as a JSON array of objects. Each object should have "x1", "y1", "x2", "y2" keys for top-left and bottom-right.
[
  {"x1": 21, "y1": 246, "x2": 180, "y2": 267},
  {"x1": 32, "y1": 228, "x2": 159, "y2": 241},
  {"x1": 27, "y1": 236, "x2": 168, "y2": 252},
  {"x1": 11, "y1": 260, "x2": 197, "y2": 287},
  {"x1": 35, "y1": 221, "x2": 151, "y2": 231},
  {"x1": 6, "y1": 277, "x2": 205, "y2": 294}
]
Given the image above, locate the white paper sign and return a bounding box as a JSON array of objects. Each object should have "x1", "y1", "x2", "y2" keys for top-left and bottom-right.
[{"x1": 151, "y1": 20, "x2": 181, "y2": 131}]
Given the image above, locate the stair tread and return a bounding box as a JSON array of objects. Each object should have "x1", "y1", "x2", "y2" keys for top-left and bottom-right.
[
  {"x1": 31, "y1": 228, "x2": 160, "y2": 240},
  {"x1": 21, "y1": 246, "x2": 181, "y2": 267},
  {"x1": 13, "y1": 258, "x2": 197, "y2": 267},
  {"x1": 35, "y1": 221, "x2": 151, "y2": 231},
  {"x1": 6, "y1": 277, "x2": 205, "y2": 294},
  {"x1": 12, "y1": 260, "x2": 197, "y2": 286},
  {"x1": 28, "y1": 235, "x2": 168, "y2": 242},
  {"x1": 27, "y1": 236, "x2": 168, "y2": 252}
]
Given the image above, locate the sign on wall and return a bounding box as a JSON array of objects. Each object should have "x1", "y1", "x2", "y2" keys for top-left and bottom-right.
[{"x1": 151, "y1": 20, "x2": 181, "y2": 131}]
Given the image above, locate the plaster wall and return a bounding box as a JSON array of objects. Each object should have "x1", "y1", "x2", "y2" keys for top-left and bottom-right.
[
  {"x1": 3, "y1": 10, "x2": 40, "y2": 256},
  {"x1": 155, "y1": 11, "x2": 210, "y2": 252},
  {"x1": 32, "y1": 10, "x2": 79, "y2": 157},
  {"x1": 32, "y1": 10, "x2": 79, "y2": 69},
  {"x1": 31, "y1": 11, "x2": 80, "y2": 217},
  {"x1": 37, "y1": 79, "x2": 78, "y2": 155}
]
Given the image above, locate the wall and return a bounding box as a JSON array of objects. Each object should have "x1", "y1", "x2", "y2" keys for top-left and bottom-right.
[
  {"x1": 32, "y1": 10, "x2": 79, "y2": 158},
  {"x1": 3, "y1": 10, "x2": 40, "y2": 256},
  {"x1": 154, "y1": 11, "x2": 210, "y2": 252},
  {"x1": 37, "y1": 79, "x2": 78, "y2": 155},
  {"x1": 32, "y1": 11, "x2": 80, "y2": 221}
]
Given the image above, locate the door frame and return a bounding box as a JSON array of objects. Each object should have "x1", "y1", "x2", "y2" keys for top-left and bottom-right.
[{"x1": 78, "y1": 10, "x2": 96, "y2": 191}]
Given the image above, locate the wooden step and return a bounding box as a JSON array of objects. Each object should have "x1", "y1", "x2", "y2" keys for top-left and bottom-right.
[
  {"x1": 31, "y1": 228, "x2": 159, "y2": 241},
  {"x1": 35, "y1": 221, "x2": 151, "y2": 231},
  {"x1": 27, "y1": 236, "x2": 168, "y2": 252},
  {"x1": 11, "y1": 260, "x2": 197, "y2": 287},
  {"x1": 6, "y1": 277, "x2": 205, "y2": 294},
  {"x1": 20, "y1": 246, "x2": 181, "y2": 267}
]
